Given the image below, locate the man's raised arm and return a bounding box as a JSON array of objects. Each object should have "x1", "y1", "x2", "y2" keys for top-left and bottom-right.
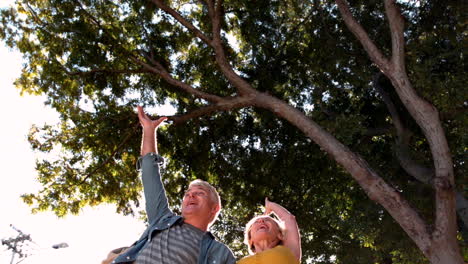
[{"x1": 137, "y1": 106, "x2": 170, "y2": 224}]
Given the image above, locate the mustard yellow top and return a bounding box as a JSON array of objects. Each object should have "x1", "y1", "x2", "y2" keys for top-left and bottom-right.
[{"x1": 237, "y1": 245, "x2": 300, "y2": 264}]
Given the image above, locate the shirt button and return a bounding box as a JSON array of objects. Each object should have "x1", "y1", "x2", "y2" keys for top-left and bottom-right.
[
  {"x1": 167, "y1": 223, "x2": 170, "y2": 226},
  {"x1": 126, "y1": 256, "x2": 130, "y2": 259}
]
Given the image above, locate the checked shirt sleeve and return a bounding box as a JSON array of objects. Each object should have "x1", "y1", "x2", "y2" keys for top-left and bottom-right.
[{"x1": 137, "y1": 152, "x2": 173, "y2": 224}]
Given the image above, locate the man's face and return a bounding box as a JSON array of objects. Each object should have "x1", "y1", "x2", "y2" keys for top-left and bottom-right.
[{"x1": 181, "y1": 186, "x2": 217, "y2": 220}]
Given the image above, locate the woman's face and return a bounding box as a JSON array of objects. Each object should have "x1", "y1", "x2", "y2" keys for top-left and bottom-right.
[{"x1": 248, "y1": 216, "x2": 283, "y2": 246}]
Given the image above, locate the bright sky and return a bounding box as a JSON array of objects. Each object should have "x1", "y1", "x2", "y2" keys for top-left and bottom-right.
[{"x1": 0, "y1": 3, "x2": 147, "y2": 263}]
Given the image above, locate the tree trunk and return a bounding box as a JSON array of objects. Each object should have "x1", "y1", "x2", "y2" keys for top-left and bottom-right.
[
  {"x1": 334, "y1": 0, "x2": 463, "y2": 262},
  {"x1": 427, "y1": 240, "x2": 465, "y2": 264}
]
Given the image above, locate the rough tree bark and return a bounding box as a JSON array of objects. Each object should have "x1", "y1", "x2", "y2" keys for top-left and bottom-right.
[
  {"x1": 336, "y1": 0, "x2": 463, "y2": 263},
  {"x1": 373, "y1": 72, "x2": 468, "y2": 241}
]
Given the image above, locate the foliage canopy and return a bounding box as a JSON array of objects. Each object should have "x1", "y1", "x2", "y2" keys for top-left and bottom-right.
[{"x1": 1, "y1": 0, "x2": 466, "y2": 263}]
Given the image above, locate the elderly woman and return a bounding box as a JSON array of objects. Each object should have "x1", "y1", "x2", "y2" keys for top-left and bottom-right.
[{"x1": 238, "y1": 198, "x2": 301, "y2": 264}]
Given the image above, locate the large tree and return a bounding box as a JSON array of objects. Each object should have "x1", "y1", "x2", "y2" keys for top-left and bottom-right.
[{"x1": 1, "y1": 0, "x2": 465, "y2": 263}]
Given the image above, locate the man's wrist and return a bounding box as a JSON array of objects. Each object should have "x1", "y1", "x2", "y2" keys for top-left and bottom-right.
[{"x1": 142, "y1": 126, "x2": 158, "y2": 132}]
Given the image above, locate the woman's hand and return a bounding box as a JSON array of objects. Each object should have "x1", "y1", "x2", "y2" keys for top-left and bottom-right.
[
  {"x1": 264, "y1": 197, "x2": 273, "y2": 215},
  {"x1": 262, "y1": 197, "x2": 302, "y2": 262}
]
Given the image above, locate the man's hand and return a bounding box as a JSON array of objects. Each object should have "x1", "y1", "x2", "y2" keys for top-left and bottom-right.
[
  {"x1": 101, "y1": 247, "x2": 129, "y2": 264},
  {"x1": 101, "y1": 251, "x2": 120, "y2": 264},
  {"x1": 138, "y1": 106, "x2": 168, "y2": 156},
  {"x1": 137, "y1": 106, "x2": 168, "y2": 130}
]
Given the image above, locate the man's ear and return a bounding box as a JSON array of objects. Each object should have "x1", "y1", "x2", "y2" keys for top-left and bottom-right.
[{"x1": 212, "y1": 204, "x2": 220, "y2": 214}]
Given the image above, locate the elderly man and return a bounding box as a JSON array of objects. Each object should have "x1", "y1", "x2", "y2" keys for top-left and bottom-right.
[{"x1": 109, "y1": 106, "x2": 235, "y2": 264}]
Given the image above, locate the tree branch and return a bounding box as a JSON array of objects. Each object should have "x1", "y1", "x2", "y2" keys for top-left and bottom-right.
[
  {"x1": 206, "y1": 1, "x2": 255, "y2": 97},
  {"x1": 372, "y1": 73, "x2": 405, "y2": 135},
  {"x1": 335, "y1": 0, "x2": 391, "y2": 73},
  {"x1": 205, "y1": 0, "x2": 215, "y2": 21},
  {"x1": 148, "y1": 1, "x2": 256, "y2": 98},
  {"x1": 150, "y1": 0, "x2": 213, "y2": 46},
  {"x1": 384, "y1": 0, "x2": 406, "y2": 71},
  {"x1": 167, "y1": 95, "x2": 255, "y2": 125},
  {"x1": 67, "y1": 68, "x2": 151, "y2": 76},
  {"x1": 374, "y1": 73, "x2": 468, "y2": 240},
  {"x1": 75, "y1": 1, "x2": 245, "y2": 113},
  {"x1": 130, "y1": 54, "x2": 225, "y2": 104},
  {"x1": 145, "y1": 1, "x2": 256, "y2": 101},
  {"x1": 214, "y1": 0, "x2": 224, "y2": 38},
  {"x1": 381, "y1": 2, "x2": 456, "y2": 240},
  {"x1": 338, "y1": 1, "x2": 461, "y2": 259},
  {"x1": 373, "y1": 73, "x2": 432, "y2": 183},
  {"x1": 24, "y1": 2, "x2": 49, "y2": 29}
]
